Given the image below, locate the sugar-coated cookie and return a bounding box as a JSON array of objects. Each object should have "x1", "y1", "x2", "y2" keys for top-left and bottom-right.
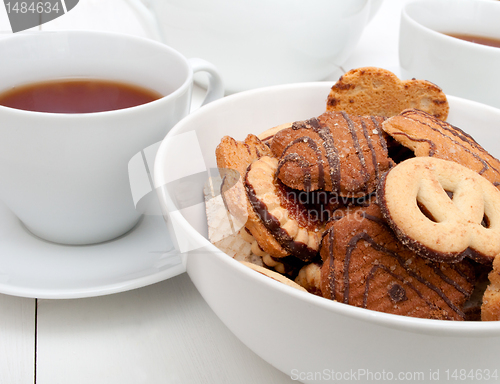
[{"x1": 270, "y1": 111, "x2": 391, "y2": 196}]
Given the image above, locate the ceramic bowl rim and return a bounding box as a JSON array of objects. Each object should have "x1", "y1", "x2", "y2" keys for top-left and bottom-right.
[{"x1": 155, "y1": 81, "x2": 500, "y2": 337}]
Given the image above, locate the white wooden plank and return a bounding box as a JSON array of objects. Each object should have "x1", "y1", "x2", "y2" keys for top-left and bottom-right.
[
  {"x1": 36, "y1": 273, "x2": 294, "y2": 384},
  {"x1": 0, "y1": 294, "x2": 35, "y2": 384}
]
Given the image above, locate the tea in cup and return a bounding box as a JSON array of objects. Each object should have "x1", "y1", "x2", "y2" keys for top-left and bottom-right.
[{"x1": 0, "y1": 31, "x2": 223, "y2": 245}]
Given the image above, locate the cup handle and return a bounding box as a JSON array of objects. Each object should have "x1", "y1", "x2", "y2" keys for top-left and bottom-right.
[
  {"x1": 124, "y1": 0, "x2": 164, "y2": 42},
  {"x1": 188, "y1": 58, "x2": 225, "y2": 106}
]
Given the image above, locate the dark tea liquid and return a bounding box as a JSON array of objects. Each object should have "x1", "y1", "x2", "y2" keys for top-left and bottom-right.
[
  {"x1": 0, "y1": 78, "x2": 163, "y2": 113},
  {"x1": 446, "y1": 33, "x2": 500, "y2": 48}
]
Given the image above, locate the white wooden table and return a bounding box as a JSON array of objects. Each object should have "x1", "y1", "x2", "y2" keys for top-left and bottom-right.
[{"x1": 0, "y1": 1, "x2": 402, "y2": 382}]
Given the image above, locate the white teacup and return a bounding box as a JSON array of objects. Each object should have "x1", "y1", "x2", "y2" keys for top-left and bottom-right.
[
  {"x1": 127, "y1": 0, "x2": 383, "y2": 94},
  {"x1": 0, "y1": 31, "x2": 223, "y2": 245},
  {"x1": 399, "y1": 0, "x2": 500, "y2": 109}
]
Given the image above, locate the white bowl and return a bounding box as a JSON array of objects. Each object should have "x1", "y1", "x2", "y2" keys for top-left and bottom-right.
[
  {"x1": 399, "y1": 0, "x2": 500, "y2": 110},
  {"x1": 130, "y1": 0, "x2": 383, "y2": 94},
  {"x1": 155, "y1": 83, "x2": 500, "y2": 383}
]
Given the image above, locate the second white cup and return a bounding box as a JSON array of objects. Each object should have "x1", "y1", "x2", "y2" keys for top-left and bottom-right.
[
  {"x1": 399, "y1": 0, "x2": 500, "y2": 109},
  {"x1": 127, "y1": 0, "x2": 384, "y2": 94}
]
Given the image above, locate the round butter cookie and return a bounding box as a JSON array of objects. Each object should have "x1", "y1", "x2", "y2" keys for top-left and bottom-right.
[{"x1": 378, "y1": 157, "x2": 500, "y2": 264}]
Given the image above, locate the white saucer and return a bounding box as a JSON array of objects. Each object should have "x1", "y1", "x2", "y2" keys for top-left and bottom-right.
[{"x1": 0, "y1": 199, "x2": 184, "y2": 299}]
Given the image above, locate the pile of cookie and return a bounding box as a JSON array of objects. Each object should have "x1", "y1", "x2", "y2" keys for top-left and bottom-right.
[{"x1": 206, "y1": 67, "x2": 500, "y2": 321}]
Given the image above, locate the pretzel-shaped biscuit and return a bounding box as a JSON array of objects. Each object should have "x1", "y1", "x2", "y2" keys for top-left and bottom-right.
[{"x1": 379, "y1": 157, "x2": 500, "y2": 264}]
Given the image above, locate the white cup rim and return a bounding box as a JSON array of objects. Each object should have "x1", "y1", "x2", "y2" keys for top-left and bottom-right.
[{"x1": 0, "y1": 30, "x2": 194, "y2": 118}]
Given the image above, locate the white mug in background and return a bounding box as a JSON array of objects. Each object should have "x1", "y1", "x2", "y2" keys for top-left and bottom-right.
[
  {"x1": 0, "y1": 31, "x2": 223, "y2": 245},
  {"x1": 127, "y1": 0, "x2": 384, "y2": 94},
  {"x1": 399, "y1": 0, "x2": 500, "y2": 109}
]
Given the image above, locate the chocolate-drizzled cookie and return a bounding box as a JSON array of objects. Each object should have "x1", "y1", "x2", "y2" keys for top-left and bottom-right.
[
  {"x1": 245, "y1": 156, "x2": 323, "y2": 262},
  {"x1": 270, "y1": 111, "x2": 392, "y2": 196},
  {"x1": 382, "y1": 109, "x2": 500, "y2": 187},
  {"x1": 320, "y1": 203, "x2": 475, "y2": 320}
]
